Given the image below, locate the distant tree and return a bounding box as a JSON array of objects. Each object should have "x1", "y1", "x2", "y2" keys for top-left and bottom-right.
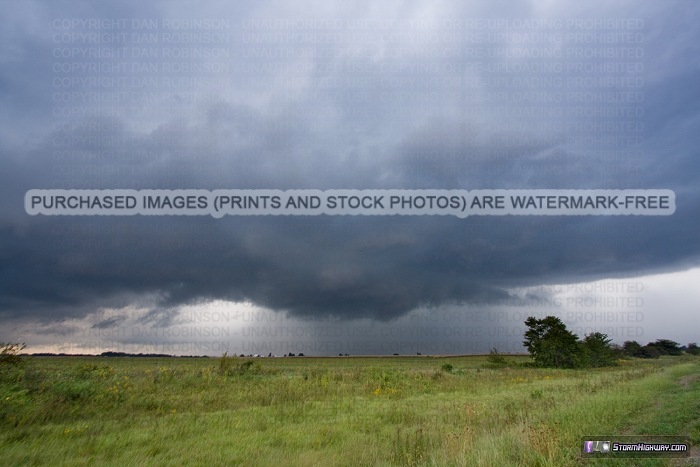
[
  {"x1": 637, "y1": 345, "x2": 661, "y2": 359},
  {"x1": 610, "y1": 343, "x2": 625, "y2": 359},
  {"x1": 686, "y1": 343, "x2": 700, "y2": 355},
  {"x1": 523, "y1": 316, "x2": 581, "y2": 368},
  {"x1": 649, "y1": 339, "x2": 683, "y2": 356},
  {"x1": 580, "y1": 332, "x2": 617, "y2": 367},
  {"x1": 622, "y1": 340, "x2": 643, "y2": 357}
]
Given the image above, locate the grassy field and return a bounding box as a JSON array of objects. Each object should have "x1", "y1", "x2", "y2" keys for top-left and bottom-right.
[{"x1": 1, "y1": 354, "x2": 698, "y2": 466}]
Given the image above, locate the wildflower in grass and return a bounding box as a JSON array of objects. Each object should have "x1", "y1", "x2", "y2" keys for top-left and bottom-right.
[{"x1": 373, "y1": 385, "x2": 398, "y2": 396}]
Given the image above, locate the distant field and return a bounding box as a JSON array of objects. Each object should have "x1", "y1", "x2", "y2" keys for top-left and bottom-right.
[{"x1": 1, "y1": 355, "x2": 698, "y2": 466}]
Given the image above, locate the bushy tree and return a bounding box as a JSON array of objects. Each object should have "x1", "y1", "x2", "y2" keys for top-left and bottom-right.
[
  {"x1": 610, "y1": 343, "x2": 625, "y2": 359},
  {"x1": 580, "y1": 332, "x2": 617, "y2": 367},
  {"x1": 649, "y1": 339, "x2": 683, "y2": 356},
  {"x1": 637, "y1": 345, "x2": 661, "y2": 359},
  {"x1": 622, "y1": 340, "x2": 643, "y2": 357},
  {"x1": 523, "y1": 316, "x2": 581, "y2": 368},
  {"x1": 622, "y1": 340, "x2": 685, "y2": 359},
  {"x1": 522, "y1": 318, "x2": 689, "y2": 367}
]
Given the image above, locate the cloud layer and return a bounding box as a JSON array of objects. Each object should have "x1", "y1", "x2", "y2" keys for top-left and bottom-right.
[{"x1": 1, "y1": 1, "x2": 699, "y2": 342}]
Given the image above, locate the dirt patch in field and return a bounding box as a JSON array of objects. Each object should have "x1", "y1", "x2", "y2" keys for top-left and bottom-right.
[{"x1": 677, "y1": 374, "x2": 700, "y2": 389}]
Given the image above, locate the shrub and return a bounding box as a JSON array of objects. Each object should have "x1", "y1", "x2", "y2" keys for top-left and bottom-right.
[
  {"x1": 0, "y1": 343, "x2": 26, "y2": 368},
  {"x1": 487, "y1": 348, "x2": 508, "y2": 367},
  {"x1": 238, "y1": 360, "x2": 262, "y2": 375},
  {"x1": 440, "y1": 363, "x2": 453, "y2": 373},
  {"x1": 218, "y1": 352, "x2": 236, "y2": 375},
  {"x1": 649, "y1": 339, "x2": 683, "y2": 356},
  {"x1": 218, "y1": 353, "x2": 263, "y2": 376},
  {"x1": 623, "y1": 340, "x2": 643, "y2": 357},
  {"x1": 637, "y1": 345, "x2": 660, "y2": 359},
  {"x1": 580, "y1": 332, "x2": 618, "y2": 367}
]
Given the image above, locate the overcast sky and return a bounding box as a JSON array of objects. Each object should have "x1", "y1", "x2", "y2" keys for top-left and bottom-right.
[{"x1": 1, "y1": 1, "x2": 699, "y2": 356}]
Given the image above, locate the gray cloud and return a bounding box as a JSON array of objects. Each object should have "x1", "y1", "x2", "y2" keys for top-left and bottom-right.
[
  {"x1": 92, "y1": 315, "x2": 127, "y2": 329},
  {"x1": 1, "y1": 1, "x2": 699, "y2": 346}
]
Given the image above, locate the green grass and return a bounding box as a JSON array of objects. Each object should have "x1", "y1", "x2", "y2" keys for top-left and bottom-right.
[{"x1": 1, "y1": 355, "x2": 698, "y2": 465}]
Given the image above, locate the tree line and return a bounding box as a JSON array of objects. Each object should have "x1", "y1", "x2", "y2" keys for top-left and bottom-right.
[{"x1": 523, "y1": 316, "x2": 699, "y2": 369}]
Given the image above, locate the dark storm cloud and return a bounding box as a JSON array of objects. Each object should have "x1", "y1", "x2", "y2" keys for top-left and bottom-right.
[{"x1": 1, "y1": 1, "x2": 699, "y2": 327}]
